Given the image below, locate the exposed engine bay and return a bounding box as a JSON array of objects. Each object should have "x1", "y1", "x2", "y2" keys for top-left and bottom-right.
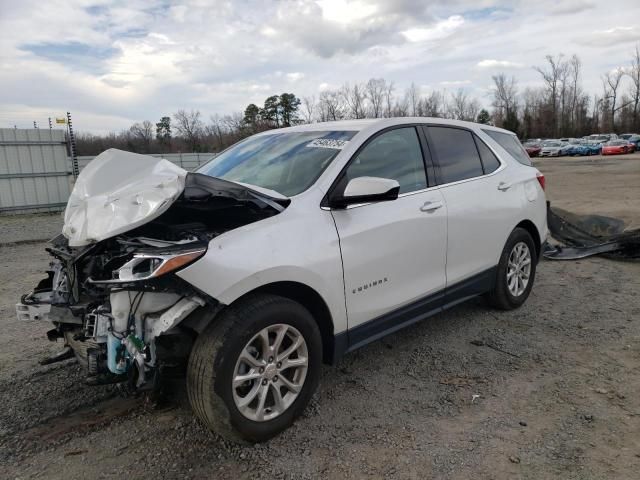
[{"x1": 17, "y1": 151, "x2": 289, "y2": 389}]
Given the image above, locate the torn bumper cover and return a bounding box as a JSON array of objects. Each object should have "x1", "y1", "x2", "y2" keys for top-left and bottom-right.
[
  {"x1": 16, "y1": 149, "x2": 289, "y2": 387},
  {"x1": 543, "y1": 203, "x2": 640, "y2": 261}
]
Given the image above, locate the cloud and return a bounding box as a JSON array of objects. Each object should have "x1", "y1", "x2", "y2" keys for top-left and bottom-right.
[
  {"x1": 1, "y1": 0, "x2": 640, "y2": 132},
  {"x1": 439, "y1": 80, "x2": 471, "y2": 86},
  {"x1": 402, "y1": 16, "x2": 464, "y2": 42},
  {"x1": 548, "y1": 0, "x2": 595, "y2": 15},
  {"x1": 576, "y1": 26, "x2": 640, "y2": 47},
  {"x1": 286, "y1": 72, "x2": 305, "y2": 82},
  {"x1": 477, "y1": 59, "x2": 525, "y2": 69}
]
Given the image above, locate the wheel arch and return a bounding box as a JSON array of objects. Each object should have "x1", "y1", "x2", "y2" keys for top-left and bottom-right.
[
  {"x1": 515, "y1": 219, "x2": 541, "y2": 259},
  {"x1": 232, "y1": 281, "x2": 336, "y2": 365}
]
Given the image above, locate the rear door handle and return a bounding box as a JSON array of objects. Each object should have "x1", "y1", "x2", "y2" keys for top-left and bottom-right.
[
  {"x1": 497, "y1": 182, "x2": 512, "y2": 191},
  {"x1": 420, "y1": 200, "x2": 443, "y2": 213}
]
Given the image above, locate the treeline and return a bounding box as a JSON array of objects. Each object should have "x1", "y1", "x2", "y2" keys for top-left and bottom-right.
[{"x1": 75, "y1": 47, "x2": 640, "y2": 155}]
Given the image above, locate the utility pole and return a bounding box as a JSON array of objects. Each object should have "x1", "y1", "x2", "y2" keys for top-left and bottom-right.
[{"x1": 67, "y1": 112, "x2": 79, "y2": 178}]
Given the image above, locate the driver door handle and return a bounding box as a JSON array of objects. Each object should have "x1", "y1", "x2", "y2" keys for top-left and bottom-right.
[
  {"x1": 420, "y1": 200, "x2": 443, "y2": 213},
  {"x1": 497, "y1": 181, "x2": 512, "y2": 191}
]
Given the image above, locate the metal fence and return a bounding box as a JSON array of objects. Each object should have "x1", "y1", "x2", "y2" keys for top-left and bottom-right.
[
  {"x1": 0, "y1": 128, "x2": 71, "y2": 214},
  {"x1": 0, "y1": 128, "x2": 216, "y2": 214}
]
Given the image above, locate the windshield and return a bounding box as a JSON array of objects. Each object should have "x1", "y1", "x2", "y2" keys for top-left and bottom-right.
[
  {"x1": 543, "y1": 141, "x2": 561, "y2": 147},
  {"x1": 197, "y1": 130, "x2": 357, "y2": 196}
]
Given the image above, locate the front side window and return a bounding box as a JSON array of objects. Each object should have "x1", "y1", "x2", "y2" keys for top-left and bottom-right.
[
  {"x1": 344, "y1": 127, "x2": 427, "y2": 194},
  {"x1": 428, "y1": 127, "x2": 484, "y2": 184},
  {"x1": 197, "y1": 130, "x2": 356, "y2": 197},
  {"x1": 483, "y1": 129, "x2": 532, "y2": 166}
]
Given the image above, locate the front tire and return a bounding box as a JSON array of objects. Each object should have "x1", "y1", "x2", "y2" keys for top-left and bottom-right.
[
  {"x1": 187, "y1": 293, "x2": 322, "y2": 443},
  {"x1": 486, "y1": 227, "x2": 537, "y2": 310}
]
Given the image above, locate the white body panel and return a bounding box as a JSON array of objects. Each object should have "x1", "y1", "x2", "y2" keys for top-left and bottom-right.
[
  {"x1": 160, "y1": 118, "x2": 546, "y2": 337},
  {"x1": 63, "y1": 149, "x2": 187, "y2": 246},
  {"x1": 177, "y1": 190, "x2": 349, "y2": 334},
  {"x1": 330, "y1": 189, "x2": 447, "y2": 327}
]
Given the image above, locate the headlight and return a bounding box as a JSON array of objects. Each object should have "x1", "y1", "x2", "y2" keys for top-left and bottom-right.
[
  {"x1": 117, "y1": 249, "x2": 206, "y2": 282},
  {"x1": 88, "y1": 248, "x2": 206, "y2": 284}
]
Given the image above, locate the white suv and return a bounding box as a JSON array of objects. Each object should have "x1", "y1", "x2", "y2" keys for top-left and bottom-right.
[{"x1": 19, "y1": 118, "x2": 547, "y2": 442}]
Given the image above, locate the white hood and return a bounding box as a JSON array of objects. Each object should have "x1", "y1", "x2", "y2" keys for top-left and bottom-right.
[{"x1": 63, "y1": 149, "x2": 187, "y2": 247}]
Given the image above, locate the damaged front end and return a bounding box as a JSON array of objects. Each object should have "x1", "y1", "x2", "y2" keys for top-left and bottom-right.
[{"x1": 17, "y1": 149, "x2": 288, "y2": 389}]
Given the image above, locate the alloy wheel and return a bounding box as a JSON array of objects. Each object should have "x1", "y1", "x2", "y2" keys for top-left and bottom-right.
[
  {"x1": 506, "y1": 241, "x2": 531, "y2": 297},
  {"x1": 232, "y1": 324, "x2": 308, "y2": 422}
]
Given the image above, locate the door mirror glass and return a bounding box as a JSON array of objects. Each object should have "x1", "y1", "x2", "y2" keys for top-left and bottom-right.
[{"x1": 333, "y1": 176, "x2": 400, "y2": 208}]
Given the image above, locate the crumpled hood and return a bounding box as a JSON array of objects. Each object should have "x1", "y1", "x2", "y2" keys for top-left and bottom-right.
[{"x1": 63, "y1": 149, "x2": 187, "y2": 247}]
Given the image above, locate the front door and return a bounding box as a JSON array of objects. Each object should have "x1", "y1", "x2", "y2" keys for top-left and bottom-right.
[{"x1": 329, "y1": 126, "x2": 448, "y2": 342}]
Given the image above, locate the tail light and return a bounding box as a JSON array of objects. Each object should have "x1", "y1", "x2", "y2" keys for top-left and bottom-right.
[{"x1": 536, "y1": 172, "x2": 545, "y2": 191}]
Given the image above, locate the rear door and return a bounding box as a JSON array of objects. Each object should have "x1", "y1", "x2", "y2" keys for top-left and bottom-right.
[
  {"x1": 329, "y1": 126, "x2": 447, "y2": 340},
  {"x1": 424, "y1": 125, "x2": 516, "y2": 290}
]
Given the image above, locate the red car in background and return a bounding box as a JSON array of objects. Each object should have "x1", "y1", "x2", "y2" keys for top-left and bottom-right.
[
  {"x1": 602, "y1": 140, "x2": 632, "y2": 155},
  {"x1": 624, "y1": 140, "x2": 636, "y2": 152},
  {"x1": 524, "y1": 142, "x2": 541, "y2": 157}
]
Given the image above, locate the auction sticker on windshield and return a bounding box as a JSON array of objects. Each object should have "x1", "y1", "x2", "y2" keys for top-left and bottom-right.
[{"x1": 306, "y1": 138, "x2": 349, "y2": 149}]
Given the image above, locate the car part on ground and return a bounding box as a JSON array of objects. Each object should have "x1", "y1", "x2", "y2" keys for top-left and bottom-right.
[{"x1": 544, "y1": 204, "x2": 640, "y2": 260}]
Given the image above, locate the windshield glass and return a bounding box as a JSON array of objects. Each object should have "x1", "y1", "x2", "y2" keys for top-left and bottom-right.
[
  {"x1": 197, "y1": 130, "x2": 357, "y2": 196},
  {"x1": 543, "y1": 141, "x2": 561, "y2": 147}
]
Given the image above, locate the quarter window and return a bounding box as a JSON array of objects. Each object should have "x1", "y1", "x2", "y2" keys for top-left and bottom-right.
[
  {"x1": 344, "y1": 127, "x2": 427, "y2": 194},
  {"x1": 428, "y1": 127, "x2": 484, "y2": 184},
  {"x1": 474, "y1": 135, "x2": 501, "y2": 174},
  {"x1": 482, "y1": 129, "x2": 532, "y2": 166}
]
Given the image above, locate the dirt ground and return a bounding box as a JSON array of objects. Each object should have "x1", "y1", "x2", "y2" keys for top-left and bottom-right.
[{"x1": 1, "y1": 154, "x2": 639, "y2": 479}]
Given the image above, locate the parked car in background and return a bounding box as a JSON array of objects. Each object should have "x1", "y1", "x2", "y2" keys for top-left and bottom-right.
[
  {"x1": 585, "y1": 142, "x2": 603, "y2": 155},
  {"x1": 588, "y1": 134, "x2": 614, "y2": 143},
  {"x1": 539, "y1": 140, "x2": 571, "y2": 157},
  {"x1": 523, "y1": 141, "x2": 541, "y2": 157},
  {"x1": 619, "y1": 134, "x2": 640, "y2": 151},
  {"x1": 602, "y1": 140, "x2": 631, "y2": 155},
  {"x1": 567, "y1": 143, "x2": 592, "y2": 156}
]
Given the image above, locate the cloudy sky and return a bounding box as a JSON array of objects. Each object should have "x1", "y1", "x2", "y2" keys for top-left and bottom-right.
[{"x1": 1, "y1": 0, "x2": 639, "y2": 133}]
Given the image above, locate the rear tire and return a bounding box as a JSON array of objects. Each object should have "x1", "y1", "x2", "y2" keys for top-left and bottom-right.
[
  {"x1": 486, "y1": 227, "x2": 537, "y2": 310},
  {"x1": 187, "y1": 293, "x2": 322, "y2": 443}
]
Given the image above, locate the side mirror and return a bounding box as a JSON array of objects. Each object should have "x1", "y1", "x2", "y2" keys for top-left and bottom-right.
[{"x1": 331, "y1": 176, "x2": 400, "y2": 208}]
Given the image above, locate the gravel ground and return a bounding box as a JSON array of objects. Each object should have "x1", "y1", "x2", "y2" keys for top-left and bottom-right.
[{"x1": 1, "y1": 155, "x2": 639, "y2": 479}]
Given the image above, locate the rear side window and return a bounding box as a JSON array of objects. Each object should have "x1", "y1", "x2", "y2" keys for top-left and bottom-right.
[
  {"x1": 473, "y1": 135, "x2": 501, "y2": 174},
  {"x1": 483, "y1": 129, "x2": 532, "y2": 166},
  {"x1": 428, "y1": 127, "x2": 484, "y2": 184}
]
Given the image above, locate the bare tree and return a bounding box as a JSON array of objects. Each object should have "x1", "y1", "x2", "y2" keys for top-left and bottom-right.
[
  {"x1": 318, "y1": 90, "x2": 344, "y2": 121},
  {"x1": 405, "y1": 82, "x2": 420, "y2": 116},
  {"x1": 568, "y1": 54, "x2": 583, "y2": 134},
  {"x1": 449, "y1": 89, "x2": 479, "y2": 121},
  {"x1": 421, "y1": 90, "x2": 446, "y2": 117},
  {"x1": 628, "y1": 45, "x2": 640, "y2": 131},
  {"x1": 302, "y1": 95, "x2": 316, "y2": 123},
  {"x1": 341, "y1": 83, "x2": 367, "y2": 119},
  {"x1": 491, "y1": 74, "x2": 519, "y2": 129},
  {"x1": 173, "y1": 109, "x2": 204, "y2": 151},
  {"x1": 534, "y1": 54, "x2": 568, "y2": 136},
  {"x1": 384, "y1": 81, "x2": 395, "y2": 117},
  {"x1": 602, "y1": 68, "x2": 625, "y2": 131},
  {"x1": 129, "y1": 120, "x2": 153, "y2": 152},
  {"x1": 365, "y1": 78, "x2": 386, "y2": 118}
]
